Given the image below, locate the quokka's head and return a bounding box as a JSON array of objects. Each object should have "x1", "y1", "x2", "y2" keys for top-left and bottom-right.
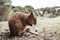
[{"x1": 26, "y1": 12, "x2": 37, "y2": 26}]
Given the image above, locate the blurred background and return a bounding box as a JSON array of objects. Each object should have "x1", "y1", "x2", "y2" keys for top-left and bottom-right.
[{"x1": 0, "y1": 0, "x2": 60, "y2": 21}]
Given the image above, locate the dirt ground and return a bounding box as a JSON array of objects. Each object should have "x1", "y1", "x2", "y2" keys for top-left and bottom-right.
[{"x1": 0, "y1": 16, "x2": 60, "y2": 40}]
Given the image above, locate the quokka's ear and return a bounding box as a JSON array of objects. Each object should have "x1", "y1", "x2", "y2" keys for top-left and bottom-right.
[
  {"x1": 30, "y1": 12, "x2": 34, "y2": 16},
  {"x1": 29, "y1": 12, "x2": 37, "y2": 18}
]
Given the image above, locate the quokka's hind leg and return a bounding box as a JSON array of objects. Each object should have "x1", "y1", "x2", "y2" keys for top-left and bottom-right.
[
  {"x1": 9, "y1": 26, "x2": 19, "y2": 37},
  {"x1": 10, "y1": 30, "x2": 17, "y2": 37}
]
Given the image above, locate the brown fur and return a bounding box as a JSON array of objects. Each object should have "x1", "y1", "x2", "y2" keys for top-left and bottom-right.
[{"x1": 8, "y1": 12, "x2": 37, "y2": 37}]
